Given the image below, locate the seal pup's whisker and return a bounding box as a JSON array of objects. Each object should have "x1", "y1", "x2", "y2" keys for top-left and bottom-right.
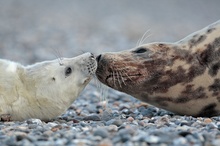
[
  {"x1": 52, "y1": 48, "x2": 64, "y2": 66},
  {"x1": 93, "y1": 76, "x2": 110, "y2": 110}
]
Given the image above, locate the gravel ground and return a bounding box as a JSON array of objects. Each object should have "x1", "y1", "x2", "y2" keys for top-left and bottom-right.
[{"x1": 0, "y1": 0, "x2": 220, "y2": 145}]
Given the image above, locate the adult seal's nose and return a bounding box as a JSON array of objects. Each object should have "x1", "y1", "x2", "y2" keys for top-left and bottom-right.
[{"x1": 96, "y1": 54, "x2": 102, "y2": 62}]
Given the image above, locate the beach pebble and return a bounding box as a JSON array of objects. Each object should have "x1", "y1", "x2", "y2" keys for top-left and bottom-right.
[
  {"x1": 83, "y1": 114, "x2": 101, "y2": 121},
  {"x1": 93, "y1": 128, "x2": 109, "y2": 138}
]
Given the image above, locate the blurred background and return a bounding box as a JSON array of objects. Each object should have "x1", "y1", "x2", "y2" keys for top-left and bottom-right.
[{"x1": 0, "y1": 0, "x2": 219, "y2": 65}]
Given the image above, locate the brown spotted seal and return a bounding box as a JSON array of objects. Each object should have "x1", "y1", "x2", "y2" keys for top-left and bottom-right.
[
  {"x1": 96, "y1": 20, "x2": 220, "y2": 117},
  {"x1": 0, "y1": 52, "x2": 97, "y2": 121}
]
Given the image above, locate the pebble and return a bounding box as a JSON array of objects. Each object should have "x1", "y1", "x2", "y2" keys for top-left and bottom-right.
[
  {"x1": 93, "y1": 128, "x2": 109, "y2": 138},
  {"x1": 127, "y1": 117, "x2": 134, "y2": 122},
  {"x1": 26, "y1": 119, "x2": 43, "y2": 125},
  {"x1": 204, "y1": 118, "x2": 212, "y2": 124},
  {"x1": 83, "y1": 114, "x2": 101, "y2": 121},
  {"x1": 144, "y1": 135, "x2": 160, "y2": 143},
  {"x1": 107, "y1": 125, "x2": 118, "y2": 132},
  {"x1": 173, "y1": 137, "x2": 187, "y2": 145},
  {"x1": 98, "y1": 139, "x2": 113, "y2": 146},
  {"x1": 106, "y1": 119, "x2": 123, "y2": 127},
  {"x1": 51, "y1": 125, "x2": 63, "y2": 132}
]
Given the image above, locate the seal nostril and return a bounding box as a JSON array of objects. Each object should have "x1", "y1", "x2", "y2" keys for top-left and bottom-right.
[
  {"x1": 90, "y1": 53, "x2": 94, "y2": 58},
  {"x1": 96, "y1": 54, "x2": 102, "y2": 62}
]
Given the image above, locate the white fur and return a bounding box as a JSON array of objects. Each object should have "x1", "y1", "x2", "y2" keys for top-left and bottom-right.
[{"x1": 0, "y1": 53, "x2": 97, "y2": 121}]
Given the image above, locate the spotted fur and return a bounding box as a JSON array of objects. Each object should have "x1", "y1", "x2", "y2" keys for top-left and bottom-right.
[{"x1": 96, "y1": 20, "x2": 220, "y2": 117}]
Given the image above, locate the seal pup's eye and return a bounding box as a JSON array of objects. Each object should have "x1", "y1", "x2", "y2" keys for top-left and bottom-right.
[
  {"x1": 65, "y1": 67, "x2": 72, "y2": 77},
  {"x1": 133, "y1": 48, "x2": 147, "y2": 53}
]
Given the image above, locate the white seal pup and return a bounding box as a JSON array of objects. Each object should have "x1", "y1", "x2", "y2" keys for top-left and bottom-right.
[
  {"x1": 0, "y1": 52, "x2": 97, "y2": 121},
  {"x1": 96, "y1": 20, "x2": 220, "y2": 117}
]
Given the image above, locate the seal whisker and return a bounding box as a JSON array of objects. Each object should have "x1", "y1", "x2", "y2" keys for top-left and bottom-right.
[
  {"x1": 136, "y1": 38, "x2": 142, "y2": 47},
  {"x1": 112, "y1": 70, "x2": 116, "y2": 87},
  {"x1": 52, "y1": 48, "x2": 64, "y2": 66},
  {"x1": 139, "y1": 33, "x2": 152, "y2": 46},
  {"x1": 121, "y1": 69, "x2": 134, "y2": 82},
  {"x1": 116, "y1": 71, "x2": 122, "y2": 88},
  {"x1": 119, "y1": 71, "x2": 127, "y2": 85},
  {"x1": 138, "y1": 29, "x2": 151, "y2": 46}
]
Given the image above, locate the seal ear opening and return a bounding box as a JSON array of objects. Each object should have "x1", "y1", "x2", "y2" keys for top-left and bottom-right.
[{"x1": 52, "y1": 77, "x2": 56, "y2": 81}]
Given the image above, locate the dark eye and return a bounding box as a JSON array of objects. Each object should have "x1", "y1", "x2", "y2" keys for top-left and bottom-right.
[
  {"x1": 65, "y1": 67, "x2": 72, "y2": 77},
  {"x1": 133, "y1": 48, "x2": 147, "y2": 53}
]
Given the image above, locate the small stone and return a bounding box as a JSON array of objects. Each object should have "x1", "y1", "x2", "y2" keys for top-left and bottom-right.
[
  {"x1": 98, "y1": 139, "x2": 113, "y2": 146},
  {"x1": 138, "y1": 121, "x2": 145, "y2": 127},
  {"x1": 51, "y1": 125, "x2": 62, "y2": 132},
  {"x1": 16, "y1": 134, "x2": 27, "y2": 141},
  {"x1": 204, "y1": 118, "x2": 212, "y2": 124},
  {"x1": 26, "y1": 119, "x2": 43, "y2": 125},
  {"x1": 140, "y1": 108, "x2": 154, "y2": 117},
  {"x1": 80, "y1": 121, "x2": 88, "y2": 127},
  {"x1": 127, "y1": 117, "x2": 134, "y2": 122},
  {"x1": 136, "y1": 114, "x2": 143, "y2": 120},
  {"x1": 28, "y1": 124, "x2": 38, "y2": 129},
  {"x1": 212, "y1": 139, "x2": 220, "y2": 146},
  {"x1": 107, "y1": 125, "x2": 118, "y2": 132},
  {"x1": 55, "y1": 138, "x2": 68, "y2": 145},
  {"x1": 144, "y1": 135, "x2": 160, "y2": 143},
  {"x1": 43, "y1": 130, "x2": 53, "y2": 136},
  {"x1": 173, "y1": 137, "x2": 187, "y2": 145},
  {"x1": 93, "y1": 128, "x2": 109, "y2": 138},
  {"x1": 83, "y1": 114, "x2": 101, "y2": 121},
  {"x1": 121, "y1": 109, "x2": 130, "y2": 114},
  {"x1": 206, "y1": 123, "x2": 218, "y2": 129},
  {"x1": 106, "y1": 119, "x2": 123, "y2": 127},
  {"x1": 47, "y1": 122, "x2": 58, "y2": 128},
  {"x1": 121, "y1": 134, "x2": 131, "y2": 142},
  {"x1": 87, "y1": 104, "x2": 97, "y2": 113},
  {"x1": 121, "y1": 114, "x2": 127, "y2": 119},
  {"x1": 101, "y1": 110, "x2": 113, "y2": 121},
  {"x1": 132, "y1": 120, "x2": 138, "y2": 125},
  {"x1": 17, "y1": 126, "x2": 28, "y2": 131}
]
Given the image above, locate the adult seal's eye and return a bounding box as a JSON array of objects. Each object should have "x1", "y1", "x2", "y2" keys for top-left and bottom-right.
[
  {"x1": 65, "y1": 67, "x2": 72, "y2": 77},
  {"x1": 133, "y1": 48, "x2": 147, "y2": 53}
]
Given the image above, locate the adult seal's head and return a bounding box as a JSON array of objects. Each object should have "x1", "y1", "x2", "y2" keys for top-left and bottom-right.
[
  {"x1": 96, "y1": 20, "x2": 220, "y2": 117},
  {"x1": 0, "y1": 52, "x2": 97, "y2": 121}
]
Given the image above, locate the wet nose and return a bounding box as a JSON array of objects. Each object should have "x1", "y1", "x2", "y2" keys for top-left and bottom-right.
[{"x1": 96, "y1": 54, "x2": 102, "y2": 62}]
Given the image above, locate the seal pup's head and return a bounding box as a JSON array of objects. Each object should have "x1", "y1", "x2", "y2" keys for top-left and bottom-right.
[{"x1": 15, "y1": 52, "x2": 97, "y2": 121}]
